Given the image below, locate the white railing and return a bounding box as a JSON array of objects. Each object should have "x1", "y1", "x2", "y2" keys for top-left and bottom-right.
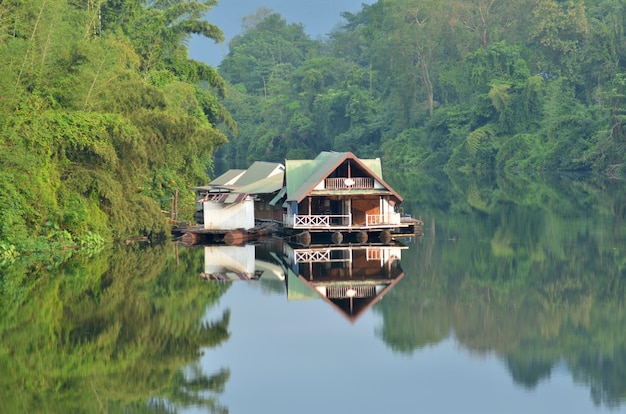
[
  {"x1": 366, "y1": 212, "x2": 401, "y2": 226},
  {"x1": 325, "y1": 177, "x2": 374, "y2": 190},
  {"x1": 295, "y1": 248, "x2": 352, "y2": 263},
  {"x1": 293, "y1": 214, "x2": 352, "y2": 228}
]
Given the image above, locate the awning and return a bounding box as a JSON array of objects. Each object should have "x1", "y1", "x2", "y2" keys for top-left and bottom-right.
[
  {"x1": 269, "y1": 186, "x2": 287, "y2": 206},
  {"x1": 201, "y1": 192, "x2": 249, "y2": 204}
]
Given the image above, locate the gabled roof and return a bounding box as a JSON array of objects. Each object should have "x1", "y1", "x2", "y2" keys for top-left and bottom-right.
[
  {"x1": 293, "y1": 273, "x2": 405, "y2": 323},
  {"x1": 235, "y1": 161, "x2": 284, "y2": 187},
  {"x1": 285, "y1": 151, "x2": 402, "y2": 203},
  {"x1": 237, "y1": 171, "x2": 284, "y2": 195},
  {"x1": 193, "y1": 162, "x2": 284, "y2": 195},
  {"x1": 209, "y1": 169, "x2": 245, "y2": 186}
]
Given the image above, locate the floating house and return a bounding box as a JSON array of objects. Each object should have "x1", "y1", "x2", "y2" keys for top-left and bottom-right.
[
  {"x1": 180, "y1": 152, "x2": 421, "y2": 245},
  {"x1": 182, "y1": 162, "x2": 284, "y2": 244},
  {"x1": 193, "y1": 161, "x2": 284, "y2": 230},
  {"x1": 272, "y1": 151, "x2": 421, "y2": 244}
]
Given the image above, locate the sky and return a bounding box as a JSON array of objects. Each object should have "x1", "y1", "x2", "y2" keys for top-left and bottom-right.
[{"x1": 188, "y1": 0, "x2": 374, "y2": 66}]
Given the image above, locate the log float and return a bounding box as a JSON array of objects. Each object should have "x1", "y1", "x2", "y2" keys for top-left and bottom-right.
[{"x1": 180, "y1": 223, "x2": 275, "y2": 246}]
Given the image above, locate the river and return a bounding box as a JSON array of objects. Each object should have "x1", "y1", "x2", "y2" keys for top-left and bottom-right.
[{"x1": 1, "y1": 171, "x2": 625, "y2": 413}]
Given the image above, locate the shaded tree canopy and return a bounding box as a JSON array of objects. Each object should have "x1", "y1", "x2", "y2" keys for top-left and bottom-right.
[
  {"x1": 0, "y1": 0, "x2": 233, "y2": 255},
  {"x1": 216, "y1": 0, "x2": 626, "y2": 176}
]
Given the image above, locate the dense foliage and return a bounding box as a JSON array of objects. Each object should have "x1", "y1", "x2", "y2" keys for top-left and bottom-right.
[
  {"x1": 0, "y1": 0, "x2": 233, "y2": 257},
  {"x1": 217, "y1": 0, "x2": 626, "y2": 176}
]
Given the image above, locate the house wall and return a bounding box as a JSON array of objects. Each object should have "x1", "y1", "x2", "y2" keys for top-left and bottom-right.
[
  {"x1": 203, "y1": 199, "x2": 255, "y2": 230},
  {"x1": 381, "y1": 198, "x2": 400, "y2": 224},
  {"x1": 254, "y1": 200, "x2": 282, "y2": 222},
  {"x1": 352, "y1": 198, "x2": 376, "y2": 225},
  {"x1": 254, "y1": 196, "x2": 273, "y2": 221}
]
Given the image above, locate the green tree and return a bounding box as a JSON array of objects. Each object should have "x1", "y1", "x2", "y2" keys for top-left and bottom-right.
[{"x1": 0, "y1": 0, "x2": 232, "y2": 251}]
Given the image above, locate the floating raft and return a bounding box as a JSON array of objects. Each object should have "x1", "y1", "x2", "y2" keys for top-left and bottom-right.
[
  {"x1": 393, "y1": 216, "x2": 424, "y2": 237},
  {"x1": 179, "y1": 223, "x2": 275, "y2": 246},
  {"x1": 285, "y1": 217, "x2": 424, "y2": 246}
]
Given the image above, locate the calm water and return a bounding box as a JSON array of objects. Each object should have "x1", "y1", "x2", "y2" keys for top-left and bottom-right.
[{"x1": 2, "y1": 171, "x2": 625, "y2": 413}]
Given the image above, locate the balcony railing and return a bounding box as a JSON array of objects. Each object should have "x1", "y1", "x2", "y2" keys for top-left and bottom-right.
[
  {"x1": 366, "y1": 212, "x2": 401, "y2": 226},
  {"x1": 284, "y1": 212, "x2": 402, "y2": 228},
  {"x1": 325, "y1": 177, "x2": 374, "y2": 190},
  {"x1": 327, "y1": 284, "x2": 378, "y2": 299},
  {"x1": 293, "y1": 214, "x2": 352, "y2": 228},
  {"x1": 295, "y1": 248, "x2": 352, "y2": 263}
]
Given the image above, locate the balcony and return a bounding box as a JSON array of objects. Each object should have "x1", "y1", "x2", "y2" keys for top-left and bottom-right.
[
  {"x1": 325, "y1": 177, "x2": 374, "y2": 190},
  {"x1": 284, "y1": 212, "x2": 401, "y2": 229}
]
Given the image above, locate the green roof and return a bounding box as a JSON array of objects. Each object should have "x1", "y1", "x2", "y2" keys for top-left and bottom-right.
[
  {"x1": 285, "y1": 151, "x2": 400, "y2": 202},
  {"x1": 196, "y1": 162, "x2": 284, "y2": 195},
  {"x1": 287, "y1": 269, "x2": 320, "y2": 301},
  {"x1": 209, "y1": 169, "x2": 245, "y2": 186},
  {"x1": 235, "y1": 161, "x2": 283, "y2": 187},
  {"x1": 237, "y1": 172, "x2": 283, "y2": 195}
]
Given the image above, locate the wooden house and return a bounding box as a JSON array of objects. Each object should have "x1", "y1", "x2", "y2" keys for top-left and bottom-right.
[
  {"x1": 180, "y1": 162, "x2": 284, "y2": 245},
  {"x1": 272, "y1": 151, "x2": 421, "y2": 244}
]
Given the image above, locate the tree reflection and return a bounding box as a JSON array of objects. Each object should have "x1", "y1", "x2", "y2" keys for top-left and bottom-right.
[
  {"x1": 0, "y1": 243, "x2": 231, "y2": 413},
  {"x1": 377, "y1": 171, "x2": 626, "y2": 407}
]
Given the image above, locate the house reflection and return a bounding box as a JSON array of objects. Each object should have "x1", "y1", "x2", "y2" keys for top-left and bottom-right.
[
  {"x1": 280, "y1": 242, "x2": 406, "y2": 322},
  {"x1": 199, "y1": 240, "x2": 407, "y2": 322},
  {"x1": 200, "y1": 243, "x2": 285, "y2": 282}
]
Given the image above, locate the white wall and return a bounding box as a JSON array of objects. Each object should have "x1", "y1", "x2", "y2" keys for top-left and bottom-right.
[{"x1": 203, "y1": 199, "x2": 255, "y2": 230}]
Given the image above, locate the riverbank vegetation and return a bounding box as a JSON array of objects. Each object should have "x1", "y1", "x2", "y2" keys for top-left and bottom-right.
[
  {"x1": 0, "y1": 0, "x2": 233, "y2": 256},
  {"x1": 3, "y1": 0, "x2": 626, "y2": 256},
  {"x1": 217, "y1": 0, "x2": 626, "y2": 177}
]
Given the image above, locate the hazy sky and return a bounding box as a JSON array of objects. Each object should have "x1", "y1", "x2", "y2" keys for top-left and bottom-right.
[{"x1": 188, "y1": 0, "x2": 374, "y2": 66}]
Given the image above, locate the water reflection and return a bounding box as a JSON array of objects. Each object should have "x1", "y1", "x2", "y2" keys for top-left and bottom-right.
[
  {"x1": 2, "y1": 171, "x2": 626, "y2": 412},
  {"x1": 0, "y1": 244, "x2": 232, "y2": 414},
  {"x1": 199, "y1": 240, "x2": 407, "y2": 322}
]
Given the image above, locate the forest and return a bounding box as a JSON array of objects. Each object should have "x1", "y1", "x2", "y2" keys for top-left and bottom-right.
[
  {"x1": 0, "y1": 0, "x2": 233, "y2": 257},
  {"x1": 2, "y1": 0, "x2": 626, "y2": 256},
  {"x1": 218, "y1": 0, "x2": 626, "y2": 174}
]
